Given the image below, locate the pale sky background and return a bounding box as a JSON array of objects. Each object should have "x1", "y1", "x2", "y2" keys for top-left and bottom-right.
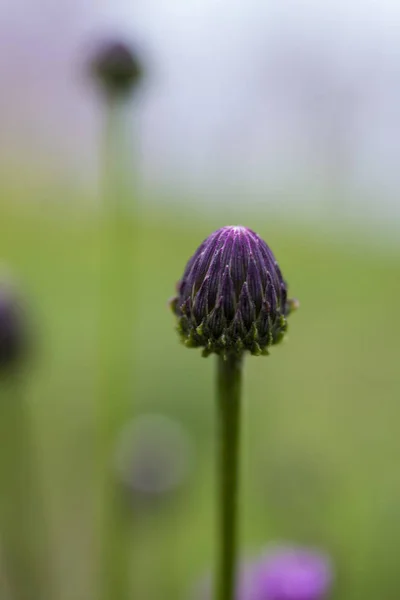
[{"x1": 1, "y1": 0, "x2": 400, "y2": 219}]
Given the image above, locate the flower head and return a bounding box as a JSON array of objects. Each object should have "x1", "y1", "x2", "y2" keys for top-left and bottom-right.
[
  {"x1": 0, "y1": 282, "x2": 25, "y2": 373},
  {"x1": 252, "y1": 546, "x2": 332, "y2": 600},
  {"x1": 90, "y1": 39, "x2": 143, "y2": 98},
  {"x1": 191, "y1": 546, "x2": 332, "y2": 600},
  {"x1": 171, "y1": 226, "x2": 297, "y2": 357}
]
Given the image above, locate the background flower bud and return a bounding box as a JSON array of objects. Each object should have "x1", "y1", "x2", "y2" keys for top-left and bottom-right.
[
  {"x1": 172, "y1": 225, "x2": 296, "y2": 357},
  {"x1": 0, "y1": 282, "x2": 25, "y2": 373},
  {"x1": 89, "y1": 39, "x2": 143, "y2": 98}
]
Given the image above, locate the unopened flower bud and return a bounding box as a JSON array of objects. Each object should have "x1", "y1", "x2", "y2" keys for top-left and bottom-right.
[
  {"x1": 171, "y1": 226, "x2": 297, "y2": 357},
  {"x1": 0, "y1": 282, "x2": 25, "y2": 373},
  {"x1": 90, "y1": 40, "x2": 143, "y2": 98}
]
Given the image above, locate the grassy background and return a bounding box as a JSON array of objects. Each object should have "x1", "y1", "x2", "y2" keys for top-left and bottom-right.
[{"x1": 0, "y1": 190, "x2": 399, "y2": 600}]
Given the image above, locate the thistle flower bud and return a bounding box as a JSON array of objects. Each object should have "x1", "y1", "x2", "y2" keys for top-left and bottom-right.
[
  {"x1": 90, "y1": 40, "x2": 143, "y2": 98},
  {"x1": 0, "y1": 283, "x2": 24, "y2": 373},
  {"x1": 171, "y1": 226, "x2": 297, "y2": 357}
]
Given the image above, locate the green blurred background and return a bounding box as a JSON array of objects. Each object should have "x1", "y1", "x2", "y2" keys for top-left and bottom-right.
[
  {"x1": 2, "y1": 3, "x2": 400, "y2": 597},
  {"x1": 0, "y1": 186, "x2": 399, "y2": 599}
]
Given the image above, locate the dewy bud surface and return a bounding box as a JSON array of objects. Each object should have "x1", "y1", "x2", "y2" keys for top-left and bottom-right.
[{"x1": 171, "y1": 226, "x2": 297, "y2": 357}]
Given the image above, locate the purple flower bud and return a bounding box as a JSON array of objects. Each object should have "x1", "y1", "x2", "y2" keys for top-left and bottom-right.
[
  {"x1": 0, "y1": 283, "x2": 24, "y2": 373},
  {"x1": 171, "y1": 226, "x2": 297, "y2": 357},
  {"x1": 251, "y1": 546, "x2": 332, "y2": 600},
  {"x1": 90, "y1": 39, "x2": 143, "y2": 97}
]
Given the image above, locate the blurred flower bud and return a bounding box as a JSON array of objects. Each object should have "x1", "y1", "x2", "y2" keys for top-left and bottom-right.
[
  {"x1": 90, "y1": 39, "x2": 143, "y2": 98},
  {"x1": 171, "y1": 226, "x2": 297, "y2": 357},
  {"x1": 191, "y1": 546, "x2": 332, "y2": 600},
  {"x1": 114, "y1": 414, "x2": 194, "y2": 507},
  {"x1": 0, "y1": 280, "x2": 25, "y2": 374},
  {"x1": 252, "y1": 545, "x2": 333, "y2": 600}
]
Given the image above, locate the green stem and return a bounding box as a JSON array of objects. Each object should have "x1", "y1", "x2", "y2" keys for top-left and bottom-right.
[
  {"x1": 0, "y1": 376, "x2": 51, "y2": 600},
  {"x1": 216, "y1": 353, "x2": 243, "y2": 600},
  {"x1": 98, "y1": 94, "x2": 136, "y2": 600},
  {"x1": 102, "y1": 95, "x2": 132, "y2": 216},
  {"x1": 98, "y1": 216, "x2": 135, "y2": 600}
]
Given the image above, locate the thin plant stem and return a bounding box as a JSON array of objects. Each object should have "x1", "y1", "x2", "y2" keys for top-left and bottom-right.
[
  {"x1": 98, "y1": 94, "x2": 136, "y2": 600},
  {"x1": 0, "y1": 374, "x2": 51, "y2": 600},
  {"x1": 102, "y1": 95, "x2": 132, "y2": 215},
  {"x1": 216, "y1": 353, "x2": 243, "y2": 600}
]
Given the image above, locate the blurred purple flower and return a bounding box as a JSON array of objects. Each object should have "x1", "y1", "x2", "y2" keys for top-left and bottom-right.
[
  {"x1": 251, "y1": 545, "x2": 332, "y2": 600},
  {"x1": 192, "y1": 545, "x2": 332, "y2": 600}
]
